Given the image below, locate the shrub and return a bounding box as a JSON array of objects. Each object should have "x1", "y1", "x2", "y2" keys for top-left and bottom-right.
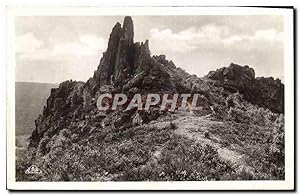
[
  {"x1": 269, "y1": 114, "x2": 285, "y2": 178},
  {"x1": 204, "y1": 131, "x2": 210, "y2": 139},
  {"x1": 169, "y1": 122, "x2": 178, "y2": 130}
]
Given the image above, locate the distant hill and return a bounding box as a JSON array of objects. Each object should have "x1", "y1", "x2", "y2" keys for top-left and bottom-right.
[{"x1": 15, "y1": 82, "x2": 57, "y2": 136}]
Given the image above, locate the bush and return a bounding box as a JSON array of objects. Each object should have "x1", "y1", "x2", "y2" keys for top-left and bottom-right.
[
  {"x1": 158, "y1": 138, "x2": 235, "y2": 181},
  {"x1": 269, "y1": 114, "x2": 284, "y2": 179},
  {"x1": 169, "y1": 122, "x2": 178, "y2": 130}
]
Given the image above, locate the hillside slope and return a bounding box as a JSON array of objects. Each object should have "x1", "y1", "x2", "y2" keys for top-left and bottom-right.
[{"x1": 16, "y1": 16, "x2": 284, "y2": 181}]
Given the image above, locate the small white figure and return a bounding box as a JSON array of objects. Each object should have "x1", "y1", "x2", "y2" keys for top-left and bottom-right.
[
  {"x1": 210, "y1": 106, "x2": 216, "y2": 115},
  {"x1": 133, "y1": 112, "x2": 143, "y2": 126}
]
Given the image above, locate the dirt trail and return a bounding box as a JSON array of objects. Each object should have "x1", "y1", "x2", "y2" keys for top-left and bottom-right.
[{"x1": 148, "y1": 112, "x2": 255, "y2": 174}]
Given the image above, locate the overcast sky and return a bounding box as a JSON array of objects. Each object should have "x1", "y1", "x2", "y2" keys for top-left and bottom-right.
[{"x1": 15, "y1": 15, "x2": 284, "y2": 83}]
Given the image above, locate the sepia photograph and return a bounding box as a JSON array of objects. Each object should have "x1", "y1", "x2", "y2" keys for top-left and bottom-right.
[{"x1": 6, "y1": 6, "x2": 294, "y2": 190}]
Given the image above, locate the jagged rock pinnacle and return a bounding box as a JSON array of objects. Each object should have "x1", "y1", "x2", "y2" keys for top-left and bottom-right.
[
  {"x1": 122, "y1": 16, "x2": 134, "y2": 42},
  {"x1": 96, "y1": 22, "x2": 122, "y2": 87},
  {"x1": 90, "y1": 16, "x2": 151, "y2": 88}
]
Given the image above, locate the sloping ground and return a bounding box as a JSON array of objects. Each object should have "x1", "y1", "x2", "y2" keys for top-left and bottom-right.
[
  {"x1": 147, "y1": 110, "x2": 284, "y2": 180},
  {"x1": 157, "y1": 113, "x2": 255, "y2": 175},
  {"x1": 17, "y1": 108, "x2": 283, "y2": 181}
]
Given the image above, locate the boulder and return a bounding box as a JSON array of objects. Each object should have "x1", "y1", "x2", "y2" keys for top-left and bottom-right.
[{"x1": 207, "y1": 63, "x2": 284, "y2": 113}]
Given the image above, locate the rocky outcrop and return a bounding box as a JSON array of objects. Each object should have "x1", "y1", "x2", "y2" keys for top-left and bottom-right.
[
  {"x1": 29, "y1": 80, "x2": 85, "y2": 149},
  {"x1": 20, "y1": 16, "x2": 288, "y2": 183},
  {"x1": 86, "y1": 16, "x2": 151, "y2": 91},
  {"x1": 207, "y1": 63, "x2": 255, "y2": 81},
  {"x1": 207, "y1": 63, "x2": 284, "y2": 113},
  {"x1": 28, "y1": 16, "x2": 174, "y2": 150},
  {"x1": 28, "y1": 16, "x2": 284, "y2": 157}
]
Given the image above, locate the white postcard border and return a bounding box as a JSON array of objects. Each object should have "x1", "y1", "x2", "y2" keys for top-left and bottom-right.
[{"x1": 6, "y1": 6, "x2": 294, "y2": 190}]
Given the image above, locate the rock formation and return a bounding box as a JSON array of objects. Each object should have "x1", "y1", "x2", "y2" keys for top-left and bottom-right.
[
  {"x1": 86, "y1": 16, "x2": 151, "y2": 91},
  {"x1": 20, "y1": 16, "x2": 286, "y2": 182},
  {"x1": 28, "y1": 16, "x2": 174, "y2": 150},
  {"x1": 28, "y1": 16, "x2": 285, "y2": 156},
  {"x1": 206, "y1": 63, "x2": 284, "y2": 113}
]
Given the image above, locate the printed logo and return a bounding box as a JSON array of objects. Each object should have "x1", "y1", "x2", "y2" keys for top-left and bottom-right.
[{"x1": 25, "y1": 165, "x2": 43, "y2": 175}]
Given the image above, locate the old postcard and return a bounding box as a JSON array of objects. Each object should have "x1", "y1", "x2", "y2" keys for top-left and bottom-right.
[{"x1": 6, "y1": 6, "x2": 294, "y2": 190}]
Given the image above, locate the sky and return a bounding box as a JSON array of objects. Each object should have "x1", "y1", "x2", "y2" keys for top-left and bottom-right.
[{"x1": 15, "y1": 15, "x2": 284, "y2": 83}]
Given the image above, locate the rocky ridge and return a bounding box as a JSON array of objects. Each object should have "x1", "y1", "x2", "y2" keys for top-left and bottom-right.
[
  {"x1": 29, "y1": 16, "x2": 284, "y2": 151},
  {"x1": 24, "y1": 16, "x2": 285, "y2": 181},
  {"x1": 206, "y1": 63, "x2": 284, "y2": 113},
  {"x1": 29, "y1": 16, "x2": 178, "y2": 150}
]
